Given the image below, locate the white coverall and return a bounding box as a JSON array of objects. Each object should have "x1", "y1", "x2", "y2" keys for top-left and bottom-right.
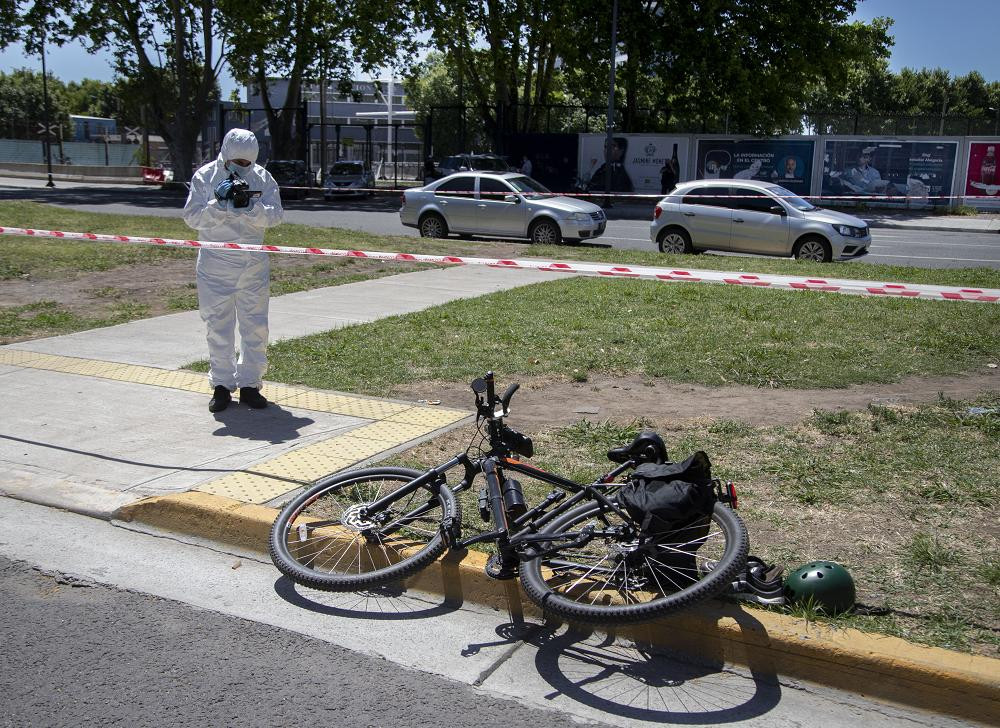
[{"x1": 182, "y1": 129, "x2": 283, "y2": 391}]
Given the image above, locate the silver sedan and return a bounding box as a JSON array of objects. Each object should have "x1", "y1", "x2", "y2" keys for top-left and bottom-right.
[
  {"x1": 650, "y1": 179, "x2": 871, "y2": 263},
  {"x1": 400, "y1": 172, "x2": 607, "y2": 244}
]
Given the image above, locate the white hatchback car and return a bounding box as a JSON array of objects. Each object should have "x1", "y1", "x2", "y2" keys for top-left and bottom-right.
[
  {"x1": 649, "y1": 179, "x2": 871, "y2": 262},
  {"x1": 400, "y1": 172, "x2": 607, "y2": 244}
]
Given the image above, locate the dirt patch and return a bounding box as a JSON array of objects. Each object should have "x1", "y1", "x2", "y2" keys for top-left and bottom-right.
[
  {"x1": 392, "y1": 367, "x2": 1000, "y2": 428},
  {"x1": 0, "y1": 259, "x2": 197, "y2": 311}
]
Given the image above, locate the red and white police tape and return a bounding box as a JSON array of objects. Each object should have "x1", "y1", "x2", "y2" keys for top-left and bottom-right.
[{"x1": 1, "y1": 225, "x2": 997, "y2": 303}]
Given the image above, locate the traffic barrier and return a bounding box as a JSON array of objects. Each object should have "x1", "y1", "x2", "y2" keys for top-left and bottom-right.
[{"x1": 1, "y1": 225, "x2": 997, "y2": 303}]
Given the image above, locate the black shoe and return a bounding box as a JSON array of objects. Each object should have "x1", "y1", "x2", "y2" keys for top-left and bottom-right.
[
  {"x1": 209, "y1": 385, "x2": 232, "y2": 413},
  {"x1": 239, "y1": 386, "x2": 268, "y2": 409}
]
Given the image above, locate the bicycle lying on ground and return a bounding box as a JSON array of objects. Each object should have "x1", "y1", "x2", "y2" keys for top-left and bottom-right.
[{"x1": 270, "y1": 372, "x2": 749, "y2": 624}]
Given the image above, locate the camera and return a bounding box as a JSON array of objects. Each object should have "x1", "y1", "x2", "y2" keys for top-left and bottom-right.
[{"x1": 229, "y1": 175, "x2": 260, "y2": 209}]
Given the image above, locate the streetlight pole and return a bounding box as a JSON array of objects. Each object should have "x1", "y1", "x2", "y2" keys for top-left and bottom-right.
[
  {"x1": 990, "y1": 107, "x2": 999, "y2": 137},
  {"x1": 603, "y1": 0, "x2": 619, "y2": 205},
  {"x1": 40, "y1": 33, "x2": 55, "y2": 188}
]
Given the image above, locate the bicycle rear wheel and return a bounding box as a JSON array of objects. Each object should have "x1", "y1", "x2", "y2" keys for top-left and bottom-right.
[
  {"x1": 519, "y1": 500, "x2": 748, "y2": 624},
  {"x1": 269, "y1": 467, "x2": 458, "y2": 592}
]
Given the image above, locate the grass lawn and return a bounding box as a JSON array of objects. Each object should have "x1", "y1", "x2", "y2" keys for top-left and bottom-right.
[{"x1": 258, "y1": 276, "x2": 1000, "y2": 392}]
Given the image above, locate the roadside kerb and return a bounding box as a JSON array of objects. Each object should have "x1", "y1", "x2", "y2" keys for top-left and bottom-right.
[
  {"x1": 115, "y1": 490, "x2": 1000, "y2": 725},
  {"x1": 2, "y1": 226, "x2": 998, "y2": 302}
]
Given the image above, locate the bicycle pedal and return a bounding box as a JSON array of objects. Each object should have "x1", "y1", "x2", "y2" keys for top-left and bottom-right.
[{"x1": 484, "y1": 554, "x2": 519, "y2": 580}]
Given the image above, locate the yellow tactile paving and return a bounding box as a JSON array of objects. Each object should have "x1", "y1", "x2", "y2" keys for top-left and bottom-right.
[
  {"x1": 37, "y1": 358, "x2": 131, "y2": 378},
  {"x1": 346, "y1": 420, "x2": 443, "y2": 443},
  {"x1": 245, "y1": 446, "x2": 357, "y2": 482},
  {"x1": 385, "y1": 406, "x2": 469, "y2": 427},
  {"x1": 3, "y1": 348, "x2": 471, "y2": 504},
  {"x1": 4, "y1": 351, "x2": 86, "y2": 371},
  {"x1": 0, "y1": 349, "x2": 59, "y2": 367},
  {"x1": 261, "y1": 383, "x2": 310, "y2": 402},
  {"x1": 277, "y1": 390, "x2": 413, "y2": 419},
  {"x1": 196, "y1": 471, "x2": 306, "y2": 504}
]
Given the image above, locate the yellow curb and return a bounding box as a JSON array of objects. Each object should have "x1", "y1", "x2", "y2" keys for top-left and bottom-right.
[{"x1": 116, "y1": 491, "x2": 1000, "y2": 724}]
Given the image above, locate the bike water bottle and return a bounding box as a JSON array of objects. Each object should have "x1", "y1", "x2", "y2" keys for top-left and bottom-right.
[{"x1": 502, "y1": 477, "x2": 527, "y2": 518}]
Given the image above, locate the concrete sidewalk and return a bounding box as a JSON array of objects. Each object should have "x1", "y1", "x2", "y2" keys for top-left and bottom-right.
[{"x1": 0, "y1": 265, "x2": 565, "y2": 514}]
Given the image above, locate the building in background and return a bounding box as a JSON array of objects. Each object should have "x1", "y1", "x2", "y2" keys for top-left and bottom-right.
[{"x1": 244, "y1": 78, "x2": 421, "y2": 180}]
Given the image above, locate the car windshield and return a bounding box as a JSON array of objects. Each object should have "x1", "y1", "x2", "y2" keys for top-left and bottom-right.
[
  {"x1": 330, "y1": 162, "x2": 363, "y2": 175},
  {"x1": 505, "y1": 175, "x2": 553, "y2": 198},
  {"x1": 768, "y1": 185, "x2": 815, "y2": 211}
]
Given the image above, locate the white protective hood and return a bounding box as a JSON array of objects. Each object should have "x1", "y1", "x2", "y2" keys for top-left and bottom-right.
[{"x1": 219, "y1": 128, "x2": 259, "y2": 164}]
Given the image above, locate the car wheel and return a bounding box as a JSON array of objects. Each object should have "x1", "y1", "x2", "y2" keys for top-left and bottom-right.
[
  {"x1": 658, "y1": 227, "x2": 692, "y2": 254},
  {"x1": 419, "y1": 213, "x2": 448, "y2": 238},
  {"x1": 793, "y1": 236, "x2": 832, "y2": 263},
  {"x1": 530, "y1": 218, "x2": 562, "y2": 245}
]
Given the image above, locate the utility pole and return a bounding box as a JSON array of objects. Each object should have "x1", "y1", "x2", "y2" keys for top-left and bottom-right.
[
  {"x1": 320, "y1": 48, "x2": 327, "y2": 181},
  {"x1": 40, "y1": 33, "x2": 55, "y2": 188},
  {"x1": 603, "y1": 0, "x2": 619, "y2": 205}
]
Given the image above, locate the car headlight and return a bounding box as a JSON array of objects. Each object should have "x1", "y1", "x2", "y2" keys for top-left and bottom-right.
[
  {"x1": 570, "y1": 212, "x2": 590, "y2": 223},
  {"x1": 832, "y1": 224, "x2": 865, "y2": 237}
]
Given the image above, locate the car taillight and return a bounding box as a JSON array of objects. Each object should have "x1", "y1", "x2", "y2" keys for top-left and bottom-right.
[
  {"x1": 400, "y1": 194, "x2": 405, "y2": 207},
  {"x1": 653, "y1": 205, "x2": 662, "y2": 220}
]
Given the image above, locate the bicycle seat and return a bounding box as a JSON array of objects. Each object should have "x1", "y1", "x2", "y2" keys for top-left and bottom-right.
[{"x1": 607, "y1": 430, "x2": 668, "y2": 465}]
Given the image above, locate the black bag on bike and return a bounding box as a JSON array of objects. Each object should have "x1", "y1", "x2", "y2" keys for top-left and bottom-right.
[
  {"x1": 618, "y1": 451, "x2": 716, "y2": 538},
  {"x1": 618, "y1": 451, "x2": 718, "y2": 588}
]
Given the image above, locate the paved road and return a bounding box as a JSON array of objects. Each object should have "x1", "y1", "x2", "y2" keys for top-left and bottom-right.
[
  {"x1": 0, "y1": 497, "x2": 972, "y2": 728},
  {"x1": 0, "y1": 556, "x2": 597, "y2": 728},
  {"x1": 2, "y1": 178, "x2": 998, "y2": 270}
]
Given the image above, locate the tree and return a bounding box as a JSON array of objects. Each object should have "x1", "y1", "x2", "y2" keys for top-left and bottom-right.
[
  {"x1": 218, "y1": 0, "x2": 417, "y2": 160},
  {"x1": 404, "y1": 51, "x2": 493, "y2": 155},
  {"x1": 70, "y1": 1, "x2": 223, "y2": 181},
  {"x1": 0, "y1": 68, "x2": 70, "y2": 138},
  {"x1": 414, "y1": 0, "x2": 587, "y2": 147},
  {"x1": 414, "y1": 0, "x2": 894, "y2": 141}
]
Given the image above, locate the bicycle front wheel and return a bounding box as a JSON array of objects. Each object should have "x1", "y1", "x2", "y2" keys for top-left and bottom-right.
[
  {"x1": 520, "y1": 500, "x2": 748, "y2": 624},
  {"x1": 269, "y1": 467, "x2": 458, "y2": 592}
]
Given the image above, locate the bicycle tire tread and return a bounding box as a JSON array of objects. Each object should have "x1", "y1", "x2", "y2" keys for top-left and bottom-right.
[
  {"x1": 268, "y1": 467, "x2": 458, "y2": 592},
  {"x1": 519, "y1": 502, "x2": 749, "y2": 624}
]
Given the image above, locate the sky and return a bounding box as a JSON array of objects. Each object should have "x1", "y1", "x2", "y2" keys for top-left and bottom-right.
[
  {"x1": 848, "y1": 0, "x2": 999, "y2": 81},
  {"x1": 1, "y1": 0, "x2": 998, "y2": 98}
]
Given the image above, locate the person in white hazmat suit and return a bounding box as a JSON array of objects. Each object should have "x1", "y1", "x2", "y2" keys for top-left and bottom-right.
[{"x1": 183, "y1": 128, "x2": 284, "y2": 413}]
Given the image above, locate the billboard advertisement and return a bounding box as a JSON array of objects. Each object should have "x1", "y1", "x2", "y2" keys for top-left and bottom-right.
[
  {"x1": 505, "y1": 133, "x2": 580, "y2": 192},
  {"x1": 964, "y1": 141, "x2": 1000, "y2": 208},
  {"x1": 577, "y1": 134, "x2": 690, "y2": 195},
  {"x1": 694, "y1": 139, "x2": 814, "y2": 196},
  {"x1": 821, "y1": 139, "x2": 959, "y2": 206}
]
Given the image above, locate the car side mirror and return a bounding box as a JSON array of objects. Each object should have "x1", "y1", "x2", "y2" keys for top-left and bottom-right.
[
  {"x1": 770, "y1": 204, "x2": 786, "y2": 215},
  {"x1": 504, "y1": 194, "x2": 520, "y2": 204}
]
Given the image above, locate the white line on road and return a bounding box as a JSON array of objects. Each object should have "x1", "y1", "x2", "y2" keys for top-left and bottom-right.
[{"x1": 866, "y1": 253, "x2": 1000, "y2": 263}]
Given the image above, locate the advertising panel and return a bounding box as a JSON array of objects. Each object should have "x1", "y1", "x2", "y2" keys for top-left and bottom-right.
[
  {"x1": 821, "y1": 139, "x2": 958, "y2": 206},
  {"x1": 505, "y1": 133, "x2": 579, "y2": 192},
  {"x1": 694, "y1": 139, "x2": 814, "y2": 196},
  {"x1": 964, "y1": 141, "x2": 1000, "y2": 208},
  {"x1": 577, "y1": 134, "x2": 690, "y2": 195}
]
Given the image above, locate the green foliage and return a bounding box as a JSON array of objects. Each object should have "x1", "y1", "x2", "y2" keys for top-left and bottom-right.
[{"x1": 218, "y1": 0, "x2": 416, "y2": 159}]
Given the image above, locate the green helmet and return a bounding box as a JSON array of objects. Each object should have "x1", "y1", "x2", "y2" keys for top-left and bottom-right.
[{"x1": 784, "y1": 561, "x2": 856, "y2": 615}]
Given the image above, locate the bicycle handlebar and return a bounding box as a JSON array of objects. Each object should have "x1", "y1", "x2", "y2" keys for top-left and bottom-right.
[{"x1": 500, "y1": 382, "x2": 519, "y2": 412}]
